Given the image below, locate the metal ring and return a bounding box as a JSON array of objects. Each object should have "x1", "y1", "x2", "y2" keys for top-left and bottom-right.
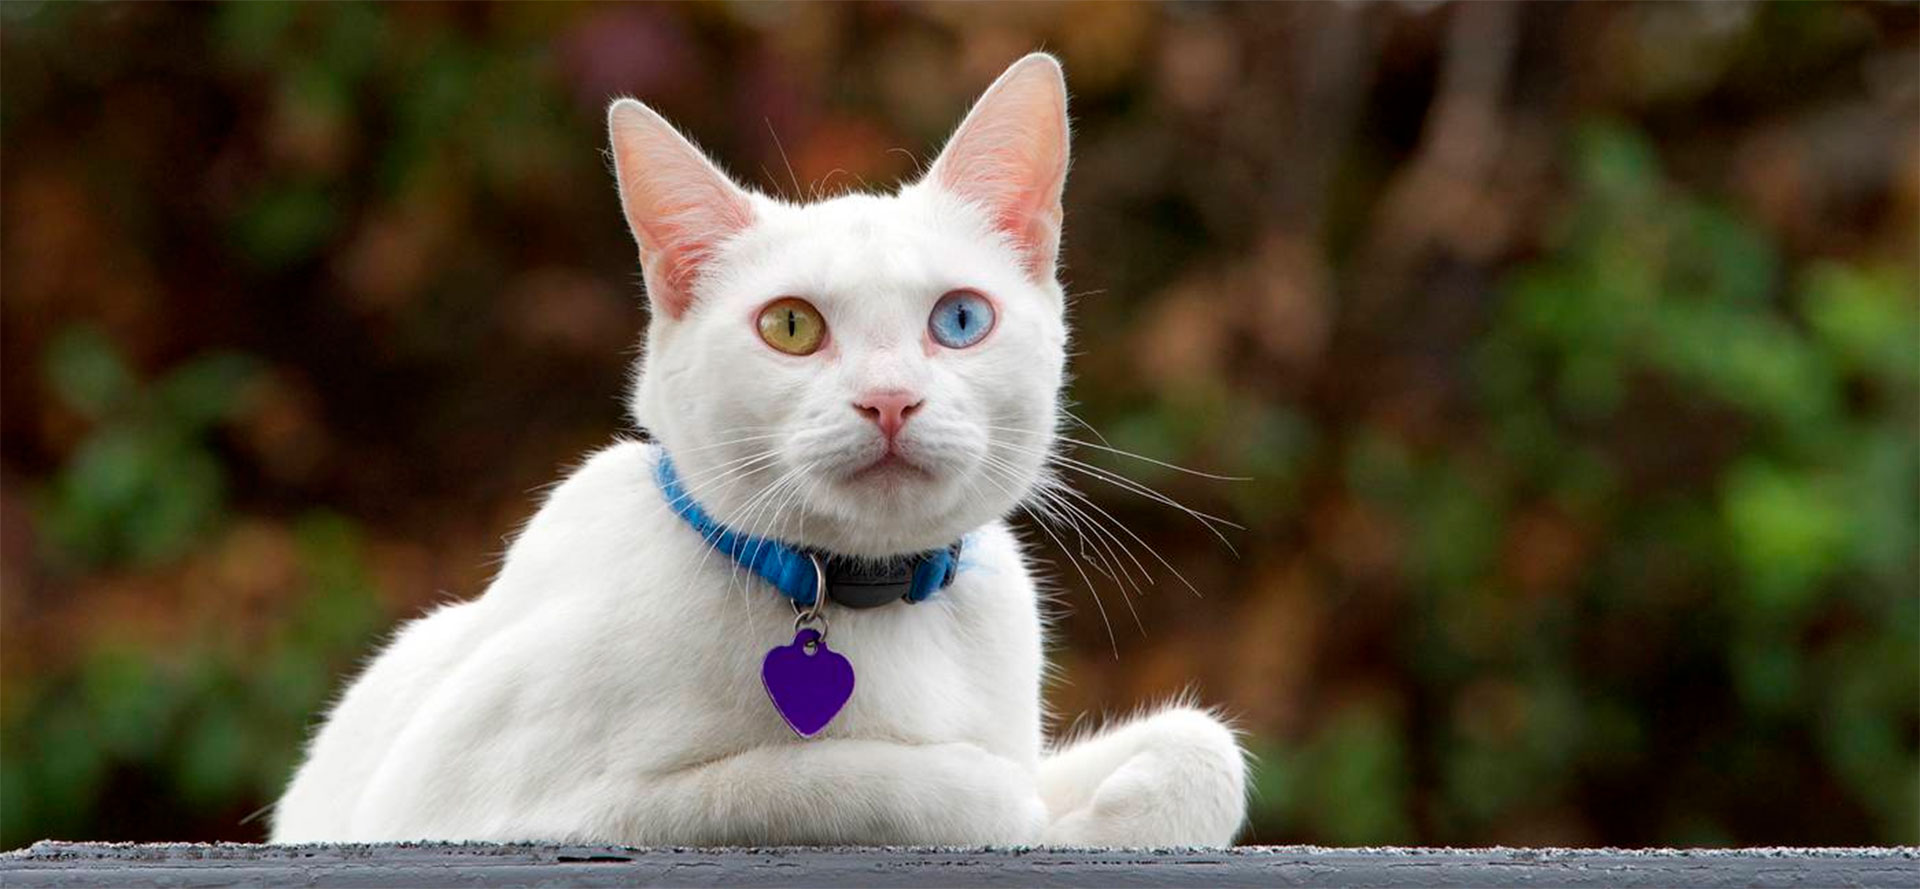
[{"x1": 791, "y1": 553, "x2": 829, "y2": 645}]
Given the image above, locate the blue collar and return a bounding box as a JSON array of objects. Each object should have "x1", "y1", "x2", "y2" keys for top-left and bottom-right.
[{"x1": 654, "y1": 451, "x2": 962, "y2": 608}]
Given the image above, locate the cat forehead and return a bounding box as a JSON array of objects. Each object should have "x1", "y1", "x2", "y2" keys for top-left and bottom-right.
[
  {"x1": 752, "y1": 188, "x2": 980, "y2": 246},
  {"x1": 718, "y1": 188, "x2": 1017, "y2": 302}
]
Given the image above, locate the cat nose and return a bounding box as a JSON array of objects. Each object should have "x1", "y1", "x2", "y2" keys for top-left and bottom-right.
[{"x1": 852, "y1": 390, "x2": 925, "y2": 440}]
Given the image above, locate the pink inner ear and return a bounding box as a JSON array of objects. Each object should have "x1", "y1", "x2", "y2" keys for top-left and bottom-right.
[
  {"x1": 931, "y1": 57, "x2": 1070, "y2": 281},
  {"x1": 610, "y1": 101, "x2": 754, "y2": 318},
  {"x1": 628, "y1": 183, "x2": 752, "y2": 318}
]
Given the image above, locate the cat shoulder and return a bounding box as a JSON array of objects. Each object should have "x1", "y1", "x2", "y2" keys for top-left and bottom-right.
[
  {"x1": 521, "y1": 438, "x2": 662, "y2": 526},
  {"x1": 952, "y1": 519, "x2": 1043, "y2": 599},
  {"x1": 494, "y1": 439, "x2": 668, "y2": 575},
  {"x1": 547, "y1": 436, "x2": 658, "y2": 500}
]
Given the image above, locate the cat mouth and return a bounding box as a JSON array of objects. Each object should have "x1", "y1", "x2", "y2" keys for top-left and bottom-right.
[{"x1": 846, "y1": 452, "x2": 934, "y2": 482}]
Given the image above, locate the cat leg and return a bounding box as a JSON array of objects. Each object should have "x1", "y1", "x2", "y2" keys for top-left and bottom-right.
[
  {"x1": 606, "y1": 740, "x2": 1048, "y2": 846},
  {"x1": 1038, "y1": 706, "x2": 1247, "y2": 846}
]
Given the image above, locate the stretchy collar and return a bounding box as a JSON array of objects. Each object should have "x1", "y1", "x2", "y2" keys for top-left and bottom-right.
[{"x1": 654, "y1": 450, "x2": 962, "y2": 609}]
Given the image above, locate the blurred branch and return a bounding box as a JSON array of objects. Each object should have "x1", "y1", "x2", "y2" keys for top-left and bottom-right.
[{"x1": 1350, "y1": 1, "x2": 1521, "y2": 315}]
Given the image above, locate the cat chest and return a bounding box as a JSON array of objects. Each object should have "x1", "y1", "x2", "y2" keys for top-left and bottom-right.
[{"x1": 619, "y1": 581, "x2": 1033, "y2": 757}]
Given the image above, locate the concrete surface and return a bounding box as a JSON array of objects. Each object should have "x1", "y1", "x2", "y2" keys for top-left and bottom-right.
[{"x1": 4, "y1": 841, "x2": 1915, "y2": 887}]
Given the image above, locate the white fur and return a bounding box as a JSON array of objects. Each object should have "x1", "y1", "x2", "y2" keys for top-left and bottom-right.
[{"x1": 271, "y1": 54, "x2": 1246, "y2": 847}]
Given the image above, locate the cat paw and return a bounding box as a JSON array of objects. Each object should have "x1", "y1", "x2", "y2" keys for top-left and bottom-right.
[
  {"x1": 1040, "y1": 707, "x2": 1246, "y2": 847},
  {"x1": 921, "y1": 742, "x2": 1050, "y2": 845}
]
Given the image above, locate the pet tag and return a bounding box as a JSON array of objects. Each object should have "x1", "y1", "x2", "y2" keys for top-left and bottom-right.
[{"x1": 760, "y1": 627, "x2": 854, "y2": 738}]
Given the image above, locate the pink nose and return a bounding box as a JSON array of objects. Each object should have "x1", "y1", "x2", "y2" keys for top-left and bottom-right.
[{"x1": 853, "y1": 390, "x2": 925, "y2": 441}]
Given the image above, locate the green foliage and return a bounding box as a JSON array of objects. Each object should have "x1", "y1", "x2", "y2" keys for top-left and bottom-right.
[
  {"x1": 234, "y1": 185, "x2": 342, "y2": 271},
  {"x1": 1468, "y1": 119, "x2": 1915, "y2": 842},
  {"x1": 0, "y1": 514, "x2": 384, "y2": 849},
  {"x1": 40, "y1": 328, "x2": 261, "y2": 569},
  {"x1": 11, "y1": 330, "x2": 383, "y2": 847},
  {"x1": 1245, "y1": 116, "x2": 1917, "y2": 846},
  {"x1": 1296, "y1": 703, "x2": 1415, "y2": 844}
]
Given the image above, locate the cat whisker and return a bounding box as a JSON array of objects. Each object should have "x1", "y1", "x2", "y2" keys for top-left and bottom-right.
[
  {"x1": 775, "y1": 470, "x2": 825, "y2": 553},
  {"x1": 668, "y1": 430, "x2": 788, "y2": 455},
  {"x1": 1017, "y1": 476, "x2": 1165, "y2": 630},
  {"x1": 1025, "y1": 481, "x2": 1150, "y2": 638},
  {"x1": 1048, "y1": 458, "x2": 1242, "y2": 557},
  {"x1": 974, "y1": 454, "x2": 1122, "y2": 656},
  {"x1": 755, "y1": 463, "x2": 817, "y2": 553},
  {"x1": 1029, "y1": 478, "x2": 1155, "y2": 598},
  {"x1": 987, "y1": 438, "x2": 1242, "y2": 553},
  {"x1": 985, "y1": 453, "x2": 1148, "y2": 601},
  {"x1": 813, "y1": 168, "x2": 851, "y2": 199},
  {"x1": 717, "y1": 474, "x2": 797, "y2": 601},
  {"x1": 725, "y1": 463, "x2": 812, "y2": 600},
  {"x1": 1018, "y1": 498, "x2": 1119, "y2": 659},
  {"x1": 761, "y1": 461, "x2": 819, "y2": 556},
  {"x1": 649, "y1": 450, "x2": 783, "y2": 520},
  {"x1": 737, "y1": 466, "x2": 814, "y2": 576},
  {"x1": 977, "y1": 427, "x2": 1219, "y2": 643},
  {"x1": 647, "y1": 451, "x2": 779, "y2": 522},
  {"x1": 1044, "y1": 478, "x2": 1204, "y2": 600},
  {"x1": 675, "y1": 453, "x2": 787, "y2": 541},
  {"x1": 765, "y1": 118, "x2": 804, "y2": 201},
  {"x1": 1021, "y1": 480, "x2": 1131, "y2": 590},
  {"x1": 981, "y1": 423, "x2": 1252, "y2": 481},
  {"x1": 1060, "y1": 407, "x2": 1114, "y2": 448},
  {"x1": 1053, "y1": 436, "x2": 1252, "y2": 482}
]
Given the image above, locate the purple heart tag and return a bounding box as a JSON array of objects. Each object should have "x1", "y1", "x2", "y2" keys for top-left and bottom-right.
[{"x1": 761, "y1": 628, "x2": 855, "y2": 738}]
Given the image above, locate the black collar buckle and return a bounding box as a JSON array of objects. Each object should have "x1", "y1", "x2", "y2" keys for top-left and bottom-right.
[{"x1": 818, "y1": 539, "x2": 964, "y2": 609}]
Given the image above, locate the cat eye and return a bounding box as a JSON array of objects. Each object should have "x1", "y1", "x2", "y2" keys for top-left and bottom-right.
[
  {"x1": 756, "y1": 297, "x2": 827, "y2": 355},
  {"x1": 928, "y1": 290, "x2": 996, "y2": 349}
]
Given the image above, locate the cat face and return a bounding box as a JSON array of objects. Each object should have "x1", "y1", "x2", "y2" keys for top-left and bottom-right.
[{"x1": 609, "y1": 54, "x2": 1071, "y2": 557}]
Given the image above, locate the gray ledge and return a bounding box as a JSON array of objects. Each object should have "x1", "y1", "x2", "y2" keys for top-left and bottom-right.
[{"x1": 3, "y1": 842, "x2": 1916, "y2": 888}]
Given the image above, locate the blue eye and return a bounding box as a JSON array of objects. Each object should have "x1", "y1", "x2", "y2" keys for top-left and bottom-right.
[{"x1": 928, "y1": 290, "x2": 996, "y2": 349}]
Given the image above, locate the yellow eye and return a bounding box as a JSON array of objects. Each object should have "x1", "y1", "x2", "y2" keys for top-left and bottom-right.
[{"x1": 756, "y1": 297, "x2": 826, "y2": 355}]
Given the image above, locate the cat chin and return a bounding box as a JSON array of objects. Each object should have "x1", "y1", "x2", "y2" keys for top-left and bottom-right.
[{"x1": 793, "y1": 482, "x2": 1014, "y2": 557}]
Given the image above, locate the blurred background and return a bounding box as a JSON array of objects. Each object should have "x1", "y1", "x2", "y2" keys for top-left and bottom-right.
[{"x1": 2, "y1": 1, "x2": 1916, "y2": 849}]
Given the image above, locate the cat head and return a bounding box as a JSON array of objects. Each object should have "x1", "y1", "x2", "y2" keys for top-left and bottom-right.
[{"x1": 609, "y1": 54, "x2": 1070, "y2": 557}]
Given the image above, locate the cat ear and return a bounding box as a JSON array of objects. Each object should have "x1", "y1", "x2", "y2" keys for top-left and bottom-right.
[
  {"x1": 925, "y1": 53, "x2": 1071, "y2": 282},
  {"x1": 607, "y1": 99, "x2": 755, "y2": 319}
]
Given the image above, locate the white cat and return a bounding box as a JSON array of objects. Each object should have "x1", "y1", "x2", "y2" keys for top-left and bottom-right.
[{"x1": 270, "y1": 53, "x2": 1247, "y2": 847}]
